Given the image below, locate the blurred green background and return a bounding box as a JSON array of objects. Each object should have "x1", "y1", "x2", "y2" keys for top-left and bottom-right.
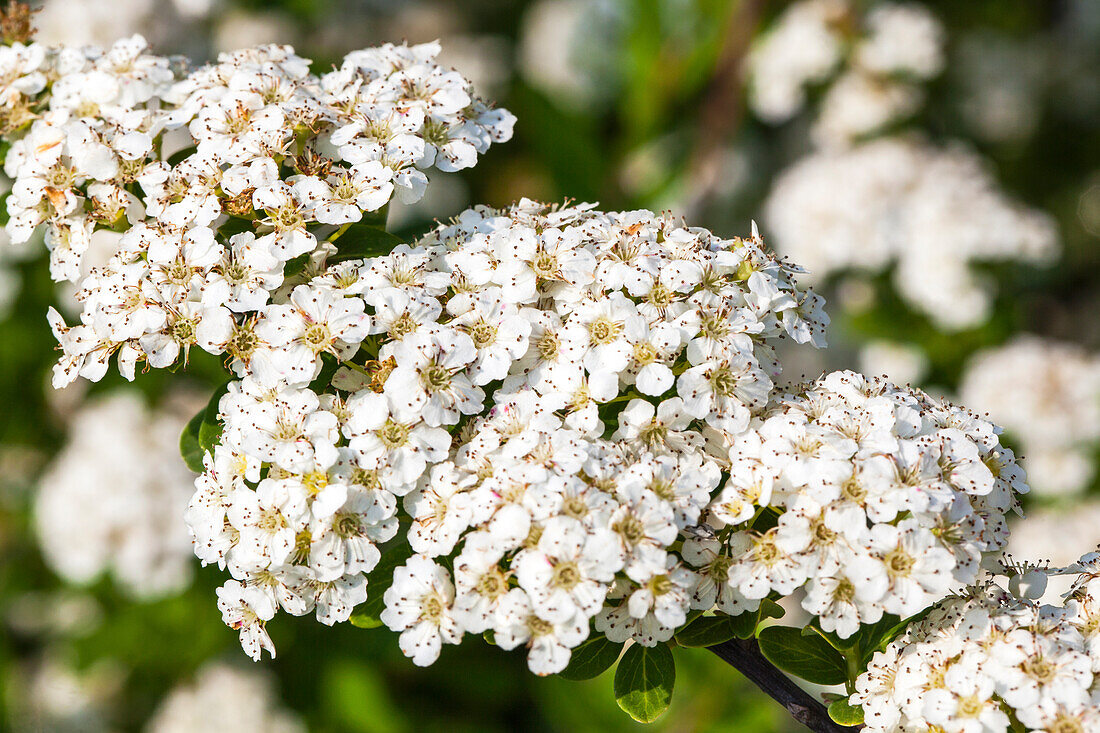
[{"x1": 2, "y1": 0, "x2": 1099, "y2": 730}]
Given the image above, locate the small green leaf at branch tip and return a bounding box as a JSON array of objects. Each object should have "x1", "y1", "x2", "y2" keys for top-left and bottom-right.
[
  {"x1": 613, "y1": 643, "x2": 675, "y2": 723},
  {"x1": 759, "y1": 598, "x2": 785, "y2": 622},
  {"x1": 827, "y1": 698, "x2": 865, "y2": 726},
  {"x1": 348, "y1": 614, "x2": 383, "y2": 630},
  {"x1": 757, "y1": 625, "x2": 848, "y2": 687},
  {"x1": 674, "y1": 614, "x2": 738, "y2": 648},
  {"x1": 558, "y1": 636, "x2": 622, "y2": 680},
  {"x1": 728, "y1": 610, "x2": 758, "y2": 639}
]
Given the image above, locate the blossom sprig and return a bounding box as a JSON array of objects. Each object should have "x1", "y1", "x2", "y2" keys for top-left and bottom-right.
[
  {"x1": 0, "y1": 32, "x2": 513, "y2": 384},
  {"x1": 854, "y1": 559, "x2": 1100, "y2": 733}
]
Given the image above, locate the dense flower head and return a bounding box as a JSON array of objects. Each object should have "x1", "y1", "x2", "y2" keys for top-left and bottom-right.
[
  {"x1": 192, "y1": 324, "x2": 1033, "y2": 672},
  {"x1": 716, "y1": 370, "x2": 1029, "y2": 639},
  {"x1": 179, "y1": 199, "x2": 833, "y2": 665},
  {"x1": 3, "y1": 25, "x2": 1056, "y2": 719},
  {"x1": 854, "y1": 564, "x2": 1100, "y2": 733}
]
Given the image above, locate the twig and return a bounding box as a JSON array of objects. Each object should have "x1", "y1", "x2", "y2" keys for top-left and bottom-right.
[{"x1": 708, "y1": 638, "x2": 861, "y2": 733}]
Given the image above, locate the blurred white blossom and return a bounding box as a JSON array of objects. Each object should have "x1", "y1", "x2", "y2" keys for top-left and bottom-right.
[
  {"x1": 34, "y1": 391, "x2": 197, "y2": 599},
  {"x1": 765, "y1": 137, "x2": 1058, "y2": 329},
  {"x1": 146, "y1": 663, "x2": 304, "y2": 733},
  {"x1": 748, "y1": 0, "x2": 943, "y2": 147},
  {"x1": 858, "y1": 340, "x2": 929, "y2": 386},
  {"x1": 960, "y1": 336, "x2": 1100, "y2": 496}
]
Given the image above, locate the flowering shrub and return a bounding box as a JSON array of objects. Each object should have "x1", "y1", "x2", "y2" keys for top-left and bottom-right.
[{"x1": 3, "y1": 7, "x2": 1097, "y2": 730}]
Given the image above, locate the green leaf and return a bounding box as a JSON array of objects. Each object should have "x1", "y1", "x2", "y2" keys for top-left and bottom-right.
[
  {"x1": 219, "y1": 216, "x2": 254, "y2": 239},
  {"x1": 757, "y1": 626, "x2": 848, "y2": 686},
  {"x1": 358, "y1": 203, "x2": 389, "y2": 228},
  {"x1": 865, "y1": 608, "x2": 932, "y2": 661},
  {"x1": 309, "y1": 352, "x2": 341, "y2": 392},
  {"x1": 674, "y1": 614, "x2": 738, "y2": 648},
  {"x1": 179, "y1": 409, "x2": 205, "y2": 473},
  {"x1": 166, "y1": 145, "x2": 197, "y2": 167},
  {"x1": 329, "y1": 223, "x2": 404, "y2": 263},
  {"x1": 559, "y1": 636, "x2": 622, "y2": 680},
  {"x1": 0, "y1": 190, "x2": 10, "y2": 227},
  {"x1": 729, "y1": 611, "x2": 758, "y2": 639},
  {"x1": 828, "y1": 698, "x2": 865, "y2": 726},
  {"x1": 348, "y1": 537, "x2": 413, "y2": 629},
  {"x1": 178, "y1": 381, "x2": 230, "y2": 473},
  {"x1": 198, "y1": 381, "x2": 230, "y2": 453},
  {"x1": 613, "y1": 643, "x2": 675, "y2": 723},
  {"x1": 283, "y1": 251, "x2": 312, "y2": 278},
  {"x1": 759, "y1": 598, "x2": 786, "y2": 622},
  {"x1": 803, "y1": 621, "x2": 852, "y2": 653}
]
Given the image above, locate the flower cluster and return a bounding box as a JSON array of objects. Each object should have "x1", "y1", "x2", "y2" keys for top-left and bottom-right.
[
  {"x1": 35, "y1": 391, "x2": 197, "y2": 600},
  {"x1": 960, "y1": 335, "x2": 1100, "y2": 496},
  {"x1": 854, "y1": 567, "x2": 1100, "y2": 733},
  {"x1": 764, "y1": 137, "x2": 1058, "y2": 330},
  {"x1": 183, "y1": 200, "x2": 830, "y2": 667},
  {"x1": 713, "y1": 370, "x2": 1028, "y2": 639},
  {"x1": 0, "y1": 34, "x2": 513, "y2": 383},
  {"x1": 748, "y1": 0, "x2": 944, "y2": 147}
]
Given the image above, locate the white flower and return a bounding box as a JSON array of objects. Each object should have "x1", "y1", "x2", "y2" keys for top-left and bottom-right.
[
  {"x1": 314, "y1": 573, "x2": 369, "y2": 625},
  {"x1": 612, "y1": 398, "x2": 701, "y2": 452},
  {"x1": 607, "y1": 484, "x2": 678, "y2": 583},
  {"x1": 853, "y1": 520, "x2": 956, "y2": 618},
  {"x1": 728, "y1": 528, "x2": 808, "y2": 600},
  {"x1": 308, "y1": 485, "x2": 397, "y2": 580},
  {"x1": 451, "y1": 290, "x2": 532, "y2": 385},
  {"x1": 309, "y1": 162, "x2": 394, "y2": 224},
  {"x1": 255, "y1": 284, "x2": 369, "y2": 386},
  {"x1": 405, "y1": 462, "x2": 476, "y2": 557},
  {"x1": 381, "y1": 555, "x2": 463, "y2": 666},
  {"x1": 253, "y1": 180, "x2": 319, "y2": 260},
  {"x1": 493, "y1": 587, "x2": 588, "y2": 675},
  {"x1": 681, "y1": 535, "x2": 759, "y2": 615},
  {"x1": 801, "y1": 557, "x2": 887, "y2": 639},
  {"x1": 453, "y1": 531, "x2": 511, "y2": 634},
  {"x1": 678, "y1": 354, "x2": 772, "y2": 436},
  {"x1": 239, "y1": 385, "x2": 339, "y2": 473},
  {"x1": 513, "y1": 516, "x2": 621, "y2": 623},
  {"x1": 922, "y1": 657, "x2": 1008, "y2": 733},
  {"x1": 216, "y1": 580, "x2": 277, "y2": 661},
  {"x1": 342, "y1": 390, "x2": 450, "y2": 489},
  {"x1": 384, "y1": 329, "x2": 485, "y2": 426}
]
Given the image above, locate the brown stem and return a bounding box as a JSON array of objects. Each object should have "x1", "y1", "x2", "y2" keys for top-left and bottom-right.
[{"x1": 707, "y1": 638, "x2": 861, "y2": 733}]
